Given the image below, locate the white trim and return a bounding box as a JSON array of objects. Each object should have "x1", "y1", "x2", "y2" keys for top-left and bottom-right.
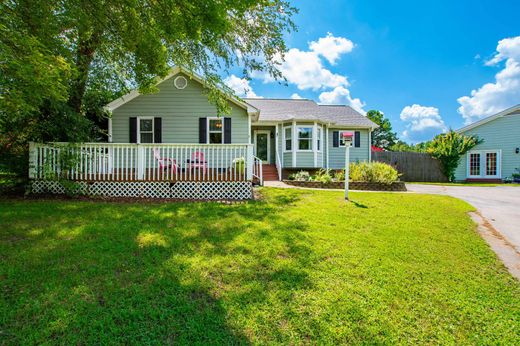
[
  {"x1": 108, "y1": 116, "x2": 113, "y2": 143},
  {"x1": 207, "y1": 117, "x2": 224, "y2": 144},
  {"x1": 313, "y1": 122, "x2": 317, "y2": 167},
  {"x1": 466, "y1": 149, "x2": 502, "y2": 179},
  {"x1": 325, "y1": 125, "x2": 329, "y2": 169},
  {"x1": 173, "y1": 76, "x2": 188, "y2": 89},
  {"x1": 253, "y1": 130, "x2": 271, "y2": 164},
  {"x1": 292, "y1": 120, "x2": 296, "y2": 167},
  {"x1": 274, "y1": 125, "x2": 279, "y2": 167},
  {"x1": 296, "y1": 125, "x2": 314, "y2": 152},
  {"x1": 283, "y1": 125, "x2": 292, "y2": 153},
  {"x1": 137, "y1": 116, "x2": 154, "y2": 144},
  {"x1": 458, "y1": 104, "x2": 520, "y2": 133}
]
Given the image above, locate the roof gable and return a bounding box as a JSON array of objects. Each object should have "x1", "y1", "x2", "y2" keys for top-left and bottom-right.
[
  {"x1": 104, "y1": 66, "x2": 259, "y2": 117},
  {"x1": 458, "y1": 104, "x2": 520, "y2": 133}
]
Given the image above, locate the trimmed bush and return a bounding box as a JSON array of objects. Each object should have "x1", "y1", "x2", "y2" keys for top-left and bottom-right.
[{"x1": 349, "y1": 162, "x2": 399, "y2": 184}]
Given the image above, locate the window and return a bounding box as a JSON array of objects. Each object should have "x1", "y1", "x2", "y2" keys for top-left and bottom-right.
[
  {"x1": 284, "y1": 127, "x2": 292, "y2": 151},
  {"x1": 208, "y1": 118, "x2": 223, "y2": 144},
  {"x1": 469, "y1": 153, "x2": 480, "y2": 176},
  {"x1": 317, "y1": 127, "x2": 322, "y2": 151},
  {"x1": 139, "y1": 118, "x2": 154, "y2": 143},
  {"x1": 297, "y1": 127, "x2": 313, "y2": 150},
  {"x1": 338, "y1": 131, "x2": 353, "y2": 147},
  {"x1": 486, "y1": 152, "x2": 497, "y2": 176}
]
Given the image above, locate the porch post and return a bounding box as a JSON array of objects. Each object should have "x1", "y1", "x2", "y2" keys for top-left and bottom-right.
[
  {"x1": 246, "y1": 144, "x2": 253, "y2": 181},
  {"x1": 137, "y1": 144, "x2": 145, "y2": 180}
]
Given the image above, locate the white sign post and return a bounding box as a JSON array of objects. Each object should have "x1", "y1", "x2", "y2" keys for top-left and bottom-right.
[{"x1": 341, "y1": 132, "x2": 354, "y2": 201}]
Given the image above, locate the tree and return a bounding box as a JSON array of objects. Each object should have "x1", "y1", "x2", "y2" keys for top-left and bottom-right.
[
  {"x1": 428, "y1": 131, "x2": 483, "y2": 182},
  {"x1": 366, "y1": 110, "x2": 397, "y2": 149},
  {"x1": 0, "y1": 0, "x2": 297, "y2": 175},
  {"x1": 389, "y1": 140, "x2": 430, "y2": 153}
]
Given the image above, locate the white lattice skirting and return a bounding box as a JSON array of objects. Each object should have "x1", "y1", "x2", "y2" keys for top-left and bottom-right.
[{"x1": 31, "y1": 180, "x2": 253, "y2": 200}]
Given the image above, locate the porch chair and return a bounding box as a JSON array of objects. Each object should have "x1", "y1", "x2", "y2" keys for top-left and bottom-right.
[
  {"x1": 189, "y1": 151, "x2": 208, "y2": 175},
  {"x1": 153, "y1": 148, "x2": 179, "y2": 172}
]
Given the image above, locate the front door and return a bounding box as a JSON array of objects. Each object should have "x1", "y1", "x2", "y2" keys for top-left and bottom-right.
[{"x1": 254, "y1": 131, "x2": 270, "y2": 163}]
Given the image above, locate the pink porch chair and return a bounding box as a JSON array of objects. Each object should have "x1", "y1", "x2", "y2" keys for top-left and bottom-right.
[
  {"x1": 189, "y1": 151, "x2": 208, "y2": 174},
  {"x1": 153, "y1": 148, "x2": 179, "y2": 172}
]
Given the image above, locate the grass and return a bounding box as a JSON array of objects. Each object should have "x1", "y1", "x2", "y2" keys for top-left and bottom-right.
[
  {"x1": 407, "y1": 181, "x2": 520, "y2": 187},
  {"x1": 1, "y1": 188, "x2": 519, "y2": 344}
]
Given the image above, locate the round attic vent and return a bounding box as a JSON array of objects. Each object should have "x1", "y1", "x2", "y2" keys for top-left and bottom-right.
[{"x1": 174, "y1": 76, "x2": 188, "y2": 89}]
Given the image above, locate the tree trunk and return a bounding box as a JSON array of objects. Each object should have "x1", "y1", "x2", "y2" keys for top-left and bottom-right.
[{"x1": 68, "y1": 33, "x2": 100, "y2": 113}]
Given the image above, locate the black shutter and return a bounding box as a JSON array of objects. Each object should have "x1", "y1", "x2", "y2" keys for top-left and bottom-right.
[
  {"x1": 129, "y1": 117, "x2": 137, "y2": 143},
  {"x1": 224, "y1": 117, "x2": 231, "y2": 143},
  {"x1": 154, "y1": 117, "x2": 162, "y2": 143},
  {"x1": 199, "y1": 117, "x2": 207, "y2": 143},
  {"x1": 354, "y1": 131, "x2": 361, "y2": 147},
  {"x1": 332, "y1": 131, "x2": 339, "y2": 147}
]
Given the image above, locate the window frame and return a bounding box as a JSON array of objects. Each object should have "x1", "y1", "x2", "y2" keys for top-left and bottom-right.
[
  {"x1": 317, "y1": 126, "x2": 322, "y2": 152},
  {"x1": 296, "y1": 126, "x2": 313, "y2": 152},
  {"x1": 283, "y1": 126, "x2": 292, "y2": 152},
  {"x1": 466, "y1": 149, "x2": 501, "y2": 178},
  {"x1": 207, "y1": 117, "x2": 224, "y2": 144},
  {"x1": 137, "y1": 116, "x2": 154, "y2": 144}
]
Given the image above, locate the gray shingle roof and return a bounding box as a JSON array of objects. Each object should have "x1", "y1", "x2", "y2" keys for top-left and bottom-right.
[{"x1": 244, "y1": 98, "x2": 377, "y2": 128}]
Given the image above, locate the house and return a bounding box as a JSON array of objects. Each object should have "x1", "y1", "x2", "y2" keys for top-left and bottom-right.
[
  {"x1": 107, "y1": 67, "x2": 376, "y2": 178},
  {"x1": 455, "y1": 104, "x2": 520, "y2": 182},
  {"x1": 29, "y1": 67, "x2": 376, "y2": 200}
]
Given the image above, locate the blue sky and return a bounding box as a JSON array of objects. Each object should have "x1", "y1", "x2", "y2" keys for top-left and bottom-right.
[{"x1": 225, "y1": 0, "x2": 520, "y2": 143}]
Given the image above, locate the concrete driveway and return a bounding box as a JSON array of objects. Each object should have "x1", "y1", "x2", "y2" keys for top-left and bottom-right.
[{"x1": 407, "y1": 184, "x2": 520, "y2": 252}]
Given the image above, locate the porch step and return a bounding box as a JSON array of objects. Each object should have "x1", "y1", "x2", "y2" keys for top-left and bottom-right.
[{"x1": 262, "y1": 164, "x2": 279, "y2": 181}]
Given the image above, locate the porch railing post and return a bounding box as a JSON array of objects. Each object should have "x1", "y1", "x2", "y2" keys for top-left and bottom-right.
[
  {"x1": 137, "y1": 144, "x2": 145, "y2": 180},
  {"x1": 246, "y1": 144, "x2": 253, "y2": 181}
]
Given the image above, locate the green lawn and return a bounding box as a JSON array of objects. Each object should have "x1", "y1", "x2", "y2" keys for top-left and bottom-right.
[{"x1": 1, "y1": 188, "x2": 519, "y2": 344}]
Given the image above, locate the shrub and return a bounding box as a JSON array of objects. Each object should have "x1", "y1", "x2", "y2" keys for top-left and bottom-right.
[
  {"x1": 292, "y1": 170, "x2": 311, "y2": 181},
  {"x1": 312, "y1": 169, "x2": 333, "y2": 183},
  {"x1": 349, "y1": 162, "x2": 399, "y2": 184},
  {"x1": 334, "y1": 169, "x2": 345, "y2": 182}
]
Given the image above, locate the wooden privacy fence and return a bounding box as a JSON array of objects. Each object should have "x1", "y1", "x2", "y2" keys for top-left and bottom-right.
[{"x1": 372, "y1": 151, "x2": 447, "y2": 182}]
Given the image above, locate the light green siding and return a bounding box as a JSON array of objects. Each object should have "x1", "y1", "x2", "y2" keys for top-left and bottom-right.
[
  {"x1": 111, "y1": 73, "x2": 250, "y2": 144},
  {"x1": 327, "y1": 128, "x2": 370, "y2": 169},
  {"x1": 455, "y1": 113, "x2": 520, "y2": 180}
]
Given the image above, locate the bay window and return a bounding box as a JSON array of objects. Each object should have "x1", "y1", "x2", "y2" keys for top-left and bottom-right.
[
  {"x1": 284, "y1": 126, "x2": 292, "y2": 151},
  {"x1": 297, "y1": 127, "x2": 313, "y2": 150}
]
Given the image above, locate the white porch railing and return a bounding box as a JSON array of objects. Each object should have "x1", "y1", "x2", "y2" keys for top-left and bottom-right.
[
  {"x1": 29, "y1": 142, "x2": 254, "y2": 182},
  {"x1": 252, "y1": 156, "x2": 263, "y2": 185}
]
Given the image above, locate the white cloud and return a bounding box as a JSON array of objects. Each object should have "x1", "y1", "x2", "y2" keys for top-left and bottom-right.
[
  {"x1": 400, "y1": 104, "x2": 447, "y2": 143},
  {"x1": 290, "y1": 93, "x2": 303, "y2": 99},
  {"x1": 309, "y1": 32, "x2": 354, "y2": 65},
  {"x1": 224, "y1": 75, "x2": 260, "y2": 98},
  {"x1": 458, "y1": 36, "x2": 520, "y2": 124},
  {"x1": 318, "y1": 86, "x2": 366, "y2": 114}
]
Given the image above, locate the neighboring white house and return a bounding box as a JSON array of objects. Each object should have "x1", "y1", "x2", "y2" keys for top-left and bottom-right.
[{"x1": 455, "y1": 104, "x2": 520, "y2": 182}]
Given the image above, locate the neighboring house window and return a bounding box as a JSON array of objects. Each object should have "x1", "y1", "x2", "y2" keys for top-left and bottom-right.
[
  {"x1": 317, "y1": 127, "x2": 322, "y2": 151},
  {"x1": 139, "y1": 118, "x2": 154, "y2": 143},
  {"x1": 297, "y1": 127, "x2": 313, "y2": 150},
  {"x1": 208, "y1": 118, "x2": 223, "y2": 144},
  {"x1": 284, "y1": 126, "x2": 292, "y2": 151}
]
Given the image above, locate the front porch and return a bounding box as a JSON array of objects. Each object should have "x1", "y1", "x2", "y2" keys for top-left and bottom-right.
[{"x1": 28, "y1": 142, "x2": 263, "y2": 200}]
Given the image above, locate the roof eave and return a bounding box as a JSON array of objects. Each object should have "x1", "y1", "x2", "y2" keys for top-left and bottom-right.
[{"x1": 457, "y1": 104, "x2": 520, "y2": 133}]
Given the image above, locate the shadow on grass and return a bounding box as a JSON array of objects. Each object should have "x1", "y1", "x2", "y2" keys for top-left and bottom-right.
[{"x1": 0, "y1": 189, "x2": 314, "y2": 344}]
